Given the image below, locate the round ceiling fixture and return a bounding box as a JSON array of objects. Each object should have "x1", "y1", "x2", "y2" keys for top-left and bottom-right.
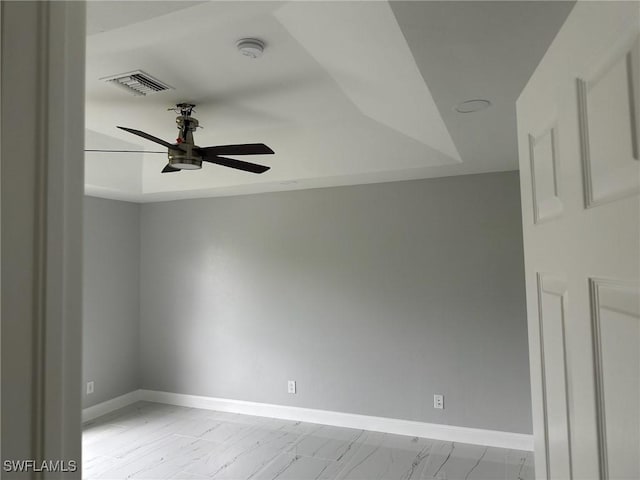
[
  {"x1": 237, "y1": 38, "x2": 265, "y2": 59},
  {"x1": 454, "y1": 99, "x2": 492, "y2": 114}
]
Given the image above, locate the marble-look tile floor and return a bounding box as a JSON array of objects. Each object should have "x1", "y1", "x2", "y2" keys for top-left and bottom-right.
[{"x1": 83, "y1": 402, "x2": 534, "y2": 480}]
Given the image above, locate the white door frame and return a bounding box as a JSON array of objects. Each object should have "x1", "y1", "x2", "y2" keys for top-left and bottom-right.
[
  {"x1": 0, "y1": 1, "x2": 3, "y2": 473},
  {"x1": 1, "y1": 1, "x2": 86, "y2": 474}
]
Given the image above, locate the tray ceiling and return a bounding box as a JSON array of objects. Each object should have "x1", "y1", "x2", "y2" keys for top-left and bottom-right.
[{"x1": 85, "y1": 1, "x2": 574, "y2": 202}]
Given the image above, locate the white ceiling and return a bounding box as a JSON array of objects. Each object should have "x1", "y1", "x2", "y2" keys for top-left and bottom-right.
[{"x1": 85, "y1": 1, "x2": 574, "y2": 202}]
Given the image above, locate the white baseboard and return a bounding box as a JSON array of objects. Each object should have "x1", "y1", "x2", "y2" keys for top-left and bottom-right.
[
  {"x1": 82, "y1": 390, "x2": 142, "y2": 423},
  {"x1": 137, "y1": 389, "x2": 533, "y2": 451},
  {"x1": 81, "y1": 389, "x2": 533, "y2": 450}
]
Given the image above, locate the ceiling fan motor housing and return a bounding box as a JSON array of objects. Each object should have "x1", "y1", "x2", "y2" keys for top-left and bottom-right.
[
  {"x1": 168, "y1": 145, "x2": 202, "y2": 170},
  {"x1": 170, "y1": 113, "x2": 202, "y2": 169}
]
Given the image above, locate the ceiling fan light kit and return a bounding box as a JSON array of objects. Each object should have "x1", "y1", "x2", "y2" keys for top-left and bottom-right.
[
  {"x1": 112, "y1": 103, "x2": 274, "y2": 174},
  {"x1": 168, "y1": 149, "x2": 202, "y2": 170}
]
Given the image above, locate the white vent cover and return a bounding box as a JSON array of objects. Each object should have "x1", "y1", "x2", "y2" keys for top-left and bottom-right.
[{"x1": 101, "y1": 70, "x2": 173, "y2": 96}]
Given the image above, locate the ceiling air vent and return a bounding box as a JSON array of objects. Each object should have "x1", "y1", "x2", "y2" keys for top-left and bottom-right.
[{"x1": 102, "y1": 70, "x2": 173, "y2": 96}]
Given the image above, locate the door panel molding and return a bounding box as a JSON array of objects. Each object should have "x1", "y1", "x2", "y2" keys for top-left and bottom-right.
[
  {"x1": 529, "y1": 119, "x2": 563, "y2": 224},
  {"x1": 578, "y1": 33, "x2": 640, "y2": 208},
  {"x1": 536, "y1": 273, "x2": 573, "y2": 480},
  {"x1": 590, "y1": 278, "x2": 640, "y2": 480}
]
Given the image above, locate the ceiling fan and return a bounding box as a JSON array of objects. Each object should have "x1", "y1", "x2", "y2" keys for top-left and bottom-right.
[{"x1": 85, "y1": 103, "x2": 273, "y2": 174}]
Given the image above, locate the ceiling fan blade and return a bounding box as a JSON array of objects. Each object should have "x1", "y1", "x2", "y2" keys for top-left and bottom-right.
[
  {"x1": 117, "y1": 126, "x2": 175, "y2": 149},
  {"x1": 203, "y1": 156, "x2": 270, "y2": 174},
  {"x1": 198, "y1": 143, "x2": 274, "y2": 156},
  {"x1": 162, "y1": 164, "x2": 181, "y2": 173},
  {"x1": 85, "y1": 149, "x2": 166, "y2": 154}
]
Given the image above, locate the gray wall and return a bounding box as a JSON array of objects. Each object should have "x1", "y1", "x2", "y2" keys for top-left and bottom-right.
[
  {"x1": 140, "y1": 171, "x2": 532, "y2": 434},
  {"x1": 83, "y1": 196, "x2": 141, "y2": 408}
]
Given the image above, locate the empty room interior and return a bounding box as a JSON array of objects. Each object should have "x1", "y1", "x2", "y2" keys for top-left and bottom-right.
[{"x1": 1, "y1": 0, "x2": 638, "y2": 479}]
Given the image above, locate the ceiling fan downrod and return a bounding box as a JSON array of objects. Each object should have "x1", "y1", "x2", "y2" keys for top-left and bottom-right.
[
  {"x1": 174, "y1": 103, "x2": 199, "y2": 145},
  {"x1": 164, "y1": 103, "x2": 200, "y2": 169}
]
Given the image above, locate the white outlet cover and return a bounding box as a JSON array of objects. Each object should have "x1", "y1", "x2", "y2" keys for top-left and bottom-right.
[
  {"x1": 287, "y1": 380, "x2": 296, "y2": 394},
  {"x1": 434, "y1": 394, "x2": 444, "y2": 409},
  {"x1": 87, "y1": 381, "x2": 94, "y2": 395}
]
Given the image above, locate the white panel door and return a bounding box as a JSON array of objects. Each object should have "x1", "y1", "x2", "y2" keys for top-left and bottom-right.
[{"x1": 517, "y1": 2, "x2": 640, "y2": 479}]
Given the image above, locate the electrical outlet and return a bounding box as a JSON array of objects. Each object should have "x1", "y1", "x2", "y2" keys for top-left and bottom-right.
[
  {"x1": 86, "y1": 381, "x2": 94, "y2": 395},
  {"x1": 434, "y1": 394, "x2": 444, "y2": 409},
  {"x1": 287, "y1": 380, "x2": 296, "y2": 394}
]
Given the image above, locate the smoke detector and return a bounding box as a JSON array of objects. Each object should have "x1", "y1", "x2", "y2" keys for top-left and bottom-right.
[{"x1": 237, "y1": 38, "x2": 265, "y2": 59}]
